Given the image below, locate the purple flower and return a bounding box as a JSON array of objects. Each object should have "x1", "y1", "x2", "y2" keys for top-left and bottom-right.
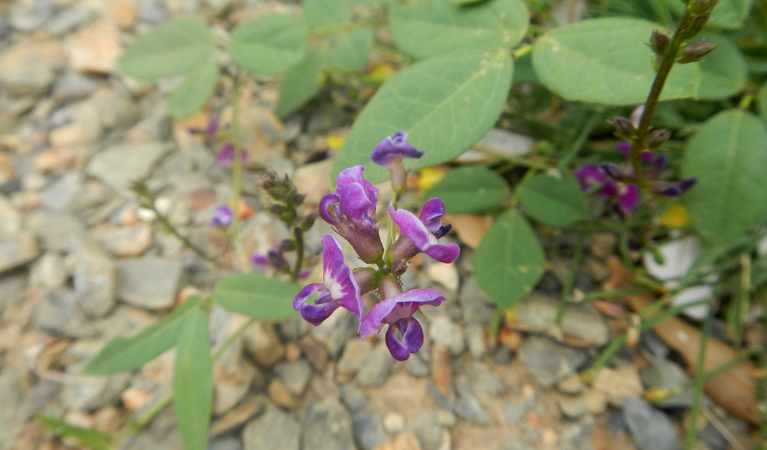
[
  {"x1": 359, "y1": 283, "x2": 445, "y2": 361},
  {"x1": 293, "y1": 234, "x2": 364, "y2": 326},
  {"x1": 388, "y1": 198, "x2": 460, "y2": 271},
  {"x1": 320, "y1": 166, "x2": 385, "y2": 264},
  {"x1": 603, "y1": 181, "x2": 640, "y2": 214},
  {"x1": 371, "y1": 131, "x2": 424, "y2": 166},
  {"x1": 189, "y1": 115, "x2": 220, "y2": 138},
  {"x1": 211, "y1": 205, "x2": 233, "y2": 227},
  {"x1": 250, "y1": 253, "x2": 269, "y2": 266},
  {"x1": 216, "y1": 143, "x2": 249, "y2": 167},
  {"x1": 574, "y1": 164, "x2": 607, "y2": 190}
]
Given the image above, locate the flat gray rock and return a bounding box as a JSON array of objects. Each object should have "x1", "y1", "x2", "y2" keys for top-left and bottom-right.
[
  {"x1": 243, "y1": 406, "x2": 299, "y2": 450},
  {"x1": 0, "y1": 231, "x2": 39, "y2": 274},
  {"x1": 116, "y1": 257, "x2": 182, "y2": 310},
  {"x1": 518, "y1": 336, "x2": 589, "y2": 388},
  {"x1": 86, "y1": 143, "x2": 169, "y2": 191},
  {"x1": 510, "y1": 294, "x2": 609, "y2": 347},
  {"x1": 301, "y1": 398, "x2": 355, "y2": 450},
  {"x1": 73, "y1": 242, "x2": 117, "y2": 318},
  {"x1": 622, "y1": 396, "x2": 682, "y2": 450}
]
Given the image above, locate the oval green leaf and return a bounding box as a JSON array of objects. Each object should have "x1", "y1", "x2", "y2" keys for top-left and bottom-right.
[
  {"x1": 327, "y1": 29, "x2": 374, "y2": 69},
  {"x1": 332, "y1": 49, "x2": 513, "y2": 186},
  {"x1": 756, "y1": 83, "x2": 767, "y2": 127},
  {"x1": 229, "y1": 14, "x2": 308, "y2": 75},
  {"x1": 174, "y1": 308, "x2": 213, "y2": 450},
  {"x1": 474, "y1": 209, "x2": 545, "y2": 309},
  {"x1": 82, "y1": 296, "x2": 203, "y2": 375},
  {"x1": 214, "y1": 274, "x2": 298, "y2": 320},
  {"x1": 532, "y1": 17, "x2": 700, "y2": 105},
  {"x1": 304, "y1": 0, "x2": 350, "y2": 29},
  {"x1": 682, "y1": 110, "x2": 767, "y2": 245},
  {"x1": 118, "y1": 18, "x2": 213, "y2": 80},
  {"x1": 391, "y1": 0, "x2": 529, "y2": 60},
  {"x1": 424, "y1": 166, "x2": 510, "y2": 213},
  {"x1": 517, "y1": 172, "x2": 588, "y2": 227},
  {"x1": 276, "y1": 46, "x2": 328, "y2": 119},
  {"x1": 37, "y1": 415, "x2": 111, "y2": 449},
  {"x1": 697, "y1": 33, "x2": 747, "y2": 100},
  {"x1": 168, "y1": 61, "x2": 218, "y2": 119},
  {"x1": 709, "y1": 0, "x2": 753, "y2": 30}
]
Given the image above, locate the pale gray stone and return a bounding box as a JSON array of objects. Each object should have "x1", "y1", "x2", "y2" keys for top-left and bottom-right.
[
  {"x1": 301, "y1": 398, "x2": 355, "y2": 450},
  {"x1": 86, "y1": 143, "x2": 169, "y2": 191},
  {"x1": 518, "y1": 336, "x2": 589, "y2": 388},
  {"x1": 243, "y1": 406, "x2": 300, "y2": 450},
  {"x1": 116, "y1": 258, "x2": 182, "y2": 310},
  {"x1": 0, "y1": 232, "x2": 39, "y2": 274},
  {"x1": 622, "y1": 397, "x2": 682, "y2": 450}
]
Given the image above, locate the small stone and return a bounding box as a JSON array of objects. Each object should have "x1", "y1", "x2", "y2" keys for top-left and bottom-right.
[
  {"x1": 0, "y1": 40, "x2": 65, "y2": 96},
  {"x1": 274, "y1": 359, "x2": 313, "y2": 397},
  {"x1": 622, "y1": 396, "x2": 682, "y2": 450},
  {"x1": 453, "y1": 381, "x2": 492, "y2": 425},
  {"x1": 503, "y1": 400, "x2": 529, "y2": 424},
  {"x1": 116, "y1": 258, "x2": 183, "y2": 310},
  {"x1": 510, "y1": 294, "x2": 609, "y2": 347},
  {"x1": 293, "y1": 159, "x2": 333, "y2": 204},
  {"x1": 428, "y1": 315, "x2": 465, "y2": 356},
  {"x1": 518, "y1": 336, "x2": 589, "y2": 388},
  {"x1": 110, "y1": 0, "x2": 138, "y2": 29},
  {"x1": 581, "y1": 257, "x2": 611, "y2": 282},
  {"x1": 0, "y1": 195, "x2": 22, "y2": 236},
  {"x1": 458, "y1": 128, "x2": 535, "y2": 162},
  {"x1": 426, "y1": 263, "x2": 459, "y2": 292},
  {"x1": 88, "y1": 223, "x2": 153, "y2": 257},
  {"x1": 65, "y1": 20, "x2": 122, "y2": 74},
  {"x1": 391, "y1": 431, "x2": 423, "y2": 450},
  {"x1": 40, "y1": 172, "x2": 85, "y2": 212},
  {"x1": 29, "y1": 251, "x2": 67, "y2": 290},
  {"x1": 61, "y1": 373, "x2": 131, "y2": 410},
  {"x1": 382, "y1": 412, "x2": 406, "y2": 434},
  {"x1": 27, "y1": 211, "x2": 85, "y2": 252},
  {"x1": 430, "y1": 344, "x2": 453, "y2": 396},
  {"x1": 557, "y1": 374, "x2": 584, "y2": 395},
  {"x1": 337, "y1": 339, "x2": 372, "y2": 378},
  {"x1": 641, "y1": 357, "x2": 693, "y2": 408},
  {"x1": 458, "y1": 277, "x2": 495, "y2": 326},
  {"x1": 211, "y1": 395, "x2": 266, "y2": 437},
  {"x1": 267, "y1": 378, "x2": 297, "y2": 409},
  {"x1": 339, "y1": 385, "x2": 366, "y2": 413},
  {"x1": 36, "y1": 289, "x2": 98, "y2": 338},
  {"x1": 86, "y1": 143, "x2": 169, "y2": 191},
  {"x1": 302, "y1": 398, "x2": 355, "y2": 450},
  {"x1": 298, "y1": 336, "x2": 328, "y2": 372},
  {"x1": 412, "y1": 411, "x2": 450, "y2": 450},
  {"x1": 243, "y1": 405, "x2": 300, "y2": 450},
  {"x1": 405, "y1": 353, "x2": 430, "y2": 378},
  {"x1": 0, "y1": 232, "x2": 39, "y2": 274},
  {"x1": 243, "y1": 321, "x2": 284, "y2": 367},
  {"x1": 357, "y1": 343, "x2": 395, "y2": 388},
  {"x1": 352, "y1": 410, "x2": 388, "y2": 450},
  {"x1": 122, "y1": 387, "x2": 152, "y2": 412},
  {"x1": 557, "y1": 393, "x2": 590, "y2": 419},
  {"x1": 45, "y1": 7, "x2": 97, "y2": 36},
  {"x1": 72, "y1": 241, "x2": 117, "y2": 318},
  {"x1": 593, "y1": 366, "x2": 644, "y2": 405},
  {"x1": 465, "y1": 324, "x2": 487, "y2": 359}
]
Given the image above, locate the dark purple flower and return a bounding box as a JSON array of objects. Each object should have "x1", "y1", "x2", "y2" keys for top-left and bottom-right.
[
  {"x1": 574, "y1": 164, "x2": 607, "y2": 190},
  {"x1": 389, "y1": 199, "x2": 460, "y2": 270},
  {"x1": 250, "y1": 253, "x2": 269, "y2": 266},
  {"x1": 359, "y1": 283, "x2": 445, "y2": 361},
  {"x1": 211, "y1": 205, "x2": 233, "y2": 227},
  {"x1": 189, "y1": 115, "x2": 220, "y2": 138},
  {"x1": 293, "y1": 234, "x2": 364, "y2": 326},
  {"x1": 216, "y1": 143, "x2": 249, "y2": 167},
  {"x1": 371, "y1": 131, "x2": 424, "y2": 166},
  {"x1": 653, "y1": 178, "x2": 697, "y2": 197},
  {"x1": 319, "y1": 166, "x2": 384, "y2": 264},
  {"x1": 603, "y1": 181, "x2": 640, "y2": 214}
]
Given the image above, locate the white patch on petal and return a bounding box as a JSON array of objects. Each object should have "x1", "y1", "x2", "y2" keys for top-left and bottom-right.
[{"x1": 324, "y1": 269, "x2": 344, "y2": 300}]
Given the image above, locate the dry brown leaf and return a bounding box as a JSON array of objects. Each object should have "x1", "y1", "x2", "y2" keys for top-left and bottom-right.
[{"x1": 443, "y1": 214, "x2": 493, "y2": 249}]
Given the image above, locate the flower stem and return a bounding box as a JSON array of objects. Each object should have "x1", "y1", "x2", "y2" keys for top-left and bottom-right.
[
  {"x1": 556, "y1": 233, "x2": 585, "y2": 325},
  {"x1": 628, "y1": 10, "x2": 697, "y2": 195},
  {"x1": 684, "y1": 300, "x2": 715, "y2": 449},
  {"x1": 291, "y1": 226, "x2": 304, "y2": 283},
  {"x1": 230, "y1": 74, "x2": 248, "y2": 270}
]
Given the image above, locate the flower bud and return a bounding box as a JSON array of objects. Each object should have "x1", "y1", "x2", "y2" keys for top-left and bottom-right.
[
  {"x1": 649, "y1": 29, "x2": 671, "y2": 56},
  {"x1": 684, "y1": 12, "x2": 712, "y2": 40},
  {"x1": 278, "y1": 239, "x2": 296, "y2": 252},
  {"x1": 648, "y1": 129, "x2": 672, "y2": 148},
  {"x1": 687, "y1": 0, "x2": 717, "y2": 16},
  {"x1": 300, "y1": 212, "x2": 317, "y2": 231},
  {"x1": 678, "y1": 40, "x2": 718, "y2": 63},
  {"x1": 267, "y1": 250, "x2": 290, "y2": 272},
  {"x1": 612, "y1": 117, "x2": 635, "y2": 139}
]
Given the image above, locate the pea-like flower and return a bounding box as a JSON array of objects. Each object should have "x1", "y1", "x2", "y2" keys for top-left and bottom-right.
[
  {"x1": 210, "y1": 205, "x2": 234, "y2": 227},
  {"x1": 371, "y1": 131, "x2": 424, "y2": 195},
  {"x1": 293, "y1": 234, "x2": 364, "y2": 326},
  {"x1": 388, "y1": 198, "x2": 460, "y2": 273},
  {"x1": 319, "y1": 166, "x2": 385, "y2": 264},
  {"x1": 359, "y1": 276, "x2": 445, "y2": 361},
  {"x1": 216, "y1": 143, "x2": 249, "y2": 167}
]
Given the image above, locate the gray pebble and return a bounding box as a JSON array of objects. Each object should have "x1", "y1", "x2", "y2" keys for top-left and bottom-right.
[
  {"x1": 116, "y1": 257, "x2": 183, "y2": 310},
  {"x1": 242, "y1": 406, "x2": 300, "y2": 450},
  {"x1": 351, "y1": 410, "x2": 388, "y2": 450},
  {"x1": 356, "y1": 343, "x2": 394, "y2": 388},
  {"x1": 301, "y1": 398, "x2": 355, "y2": 450},
  {"x1": 453, "y1": 381, "x2": 492, "y2": 425},
  {"x1": 274, "y1": 359, "x2": 313, "y2": 397},
  {"x1": 518, "y1": 336, "x2": 589, "y2": 388},
  {"x1": 622, "y1": 396, "x2": 682, "y2": 450}
]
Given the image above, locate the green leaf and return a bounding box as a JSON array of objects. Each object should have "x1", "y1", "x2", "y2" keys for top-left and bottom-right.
[
  {"x1": 517, "y1": 173, "x2": 588, "y2": 227},
  {"x1": 214, "y1": 274, "x2": 298, "y2": 320},
  {"x1": 391, "y1": 0, "x2": 529, "y2": 60},
  {"x1": 82, "y1": 296, "x2": 203, "y2": 375},
  {"x1": 327, "y1": 29, "x2": 374, "y2": 69},
  {"x1": 168, "y1": 61, "x2": 218, "y2": 119},
  {"x1": 474, "y1": 210, "x2": 545, "y2": 309},
  {"x1": 757, "y1": 83, "x2": 767, "y2": 127},
  {"x1": 304, "y1": 0, "x2": 350, "y2": 29},
  {"x1": 229, "y1": 14, "x2": 308, "y2": 75},
  {"x1": 424, "y1": 166, "x2": 510, "y2": 213},
  {"x1": 532, "y1": 17, "x2": 700, "y2": 105},
  {"x1": 174, "y1": 308, "x2": 213, "y2": 450},
  {"x1": 37, "y1": 415, "x2": 111, "y2": 450},
  {"x1": 682, "y1": 109, "x2": 767, "y2": 245},
  {"x1": 118, "y1": 18, "x2": 213, "y2": 79},
  {"x1": 276, "y1": 46, "x2": 328, "y2": 118},
  {"x1": 332, "y1": 49, "x2": 513, "y2": 185},
  {"x1": 697, "y1": 33, "x2": 747, "y2": 100},
  {"x1": 709, "y1": 0, "x2": 753, "y2": 29},
  {"x1": 454, "y1": 0, "x2": 491, "y2": 5}
]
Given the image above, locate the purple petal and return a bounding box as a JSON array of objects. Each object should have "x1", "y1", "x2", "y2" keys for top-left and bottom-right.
[
  {"x1": 293, "y1": 283, "x2": 326, "y2": 311},
  {"x1": 336, "y1": 166, "x2": 378, "y2": 199},
  {"x1": 216, "y1": 143, "x2": 235, "y2": 167},
  {"x1": 574, "y1": 165, "x2": 606, "y2": 190},
  {"x1": 390, "y1": 205, "x2": 460, "y2": 264},
  {"x1": 618, "y1": 183, "x2": 640, "y2": 214},
  {"x1": 339, "y1": 182, "x2": 377, "y2": 222},
  {"x1": 211, "y1": 205, "x2": 233, "y2": 227},
  {"x1": 371, "y1": 131, "x2": 424, "y2": 167},
  {"x1": 653, "y1": 178, "x2": 697, "y2": 197},
  {"x1": 615, "y1": 141, "x2": 631, "y2": 155},
  {"x1": 385, "y1": 317, "x2": 424, "y2": 361},
  {"x1": 359, "y1": 288, "x2": 445, "y2": 339},
  {"x1": 205, "y1": 115, "x2": 220, "y2": 137},
  {"x1": 319, "y1": 234, "x2": 364, "y2": 320},
  {"x1": 319, "y1": 193, "x2": 341, "y2": 226},
  {"x1": 298, "y1": 300, "x2": 339, "y2": 326},
  {"x1": 250, "y1": 253, "x2": 269, "y2": 266},
  {"x1": 419, "y1": 198, "x2": 446, "y2": 233}
]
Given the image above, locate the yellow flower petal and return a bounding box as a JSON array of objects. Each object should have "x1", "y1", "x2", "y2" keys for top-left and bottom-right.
[
  {"x1": 417, "y1": 167, "x2": 445, "y2": 190},
  {"x1": 660, "y1": 203, "x2": 691, "y2": 228},
  {"x1": 326, "y1": 135, "x2": 344, "y2": 150}
]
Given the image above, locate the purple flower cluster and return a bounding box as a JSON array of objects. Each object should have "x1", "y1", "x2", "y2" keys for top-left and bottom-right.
[
  {"x1": 575, "y1": 142, "x2": 696, "y2": 214},
  {"x1": 190, "y1": 115, "x2": 247, "y2": 168},
  {"x1": 294, "y1": 132, "x2": 459, "y2": 361}
]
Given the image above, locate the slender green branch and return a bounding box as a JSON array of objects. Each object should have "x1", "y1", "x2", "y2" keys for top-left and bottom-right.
[
  {"x1": 472, "y1": 144, "x2": 553, "y2": 170},
  {"x1": 581, "y1": 288, "x2": 655, "y2": 301},
  {"x1": 556, "y1": 234, "x2": 586, "y2": 324},
  {"x1": 309, "y1": 19, "x2": 388, "y2": 38},
  {"x1": 230, "y1": 74, "x2": 248, "y2": 270},
  {"x1": 291, "y1": 226, "x2": 304, "y2": 283},
  {"x1": 512, "y1": 44, "x2": 534, "y2": 59},
  {"x1": 684, "y1": 300, "x2": 715, "y2": 449},
  {"x1": 760, "y1": 290, "x2": 767, "y2": 446},
  {"x1": 557, "y1": 111, "x2": 607, "y2": 169}
]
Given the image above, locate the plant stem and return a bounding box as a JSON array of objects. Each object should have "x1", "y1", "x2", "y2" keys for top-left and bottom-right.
[
  {"x1": 230, "y1": 74, "x2": 248, "y2": 270},
  {"x1": 684, "y1": 300, "x2": 715, "y2": 449},
  {"x1": 760, "y1": 291, "x2": 767, "y2": 446},
  {"x1": 581, "y1": 288, "x2": 654, "y2": 301},
  {"x1": 628, "y1": 10, "x2": 697, "y2": 195},
  {"x1": 556, "y1": 233, "x2": 585, "y2": 324},
  {"x1": 309, "y1": 19, "x2": 388, "y2": 38},
  {"x1": 471, "y1": 144, "x2": 554, "y2": 170},
  {"x1": 291, "y1": 226, "x2": 304, "y2": 283}
]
